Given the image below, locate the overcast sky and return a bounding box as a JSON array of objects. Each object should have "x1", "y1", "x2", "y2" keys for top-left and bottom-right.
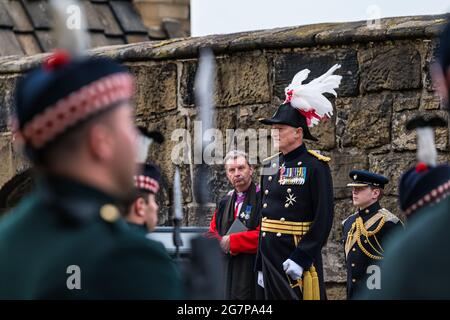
[{"x1": 191, "y1": 0, "x2": 450, "y2": 36}]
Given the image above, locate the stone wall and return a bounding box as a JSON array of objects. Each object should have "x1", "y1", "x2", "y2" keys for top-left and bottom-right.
[{"x1": 0, "y1": 15, "x2": 448, "y2": 299}]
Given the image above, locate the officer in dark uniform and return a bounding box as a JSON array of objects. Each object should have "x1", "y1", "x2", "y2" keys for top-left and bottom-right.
[
  {"x1": 256, "y1": 103, "x2": 334, "y2": 300},
  {"x1": 125, "y1": 163, "x2": 162, "y2": 237},
  {"x1": 342, "y1": 170, "x2": 403, "y2": 299},
  {"x1": 0, "y1": 8, "x2": 183, "y2": 297}
]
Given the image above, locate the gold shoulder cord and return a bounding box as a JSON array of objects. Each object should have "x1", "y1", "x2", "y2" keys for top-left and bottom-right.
[{"x1": 354, "y1": 216, "x2": 385, "y2": 260}]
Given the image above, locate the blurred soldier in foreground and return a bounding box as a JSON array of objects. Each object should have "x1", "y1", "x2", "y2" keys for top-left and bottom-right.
[
  {"x1": 206, "y1": 150, "x2": 261, "y2": 300},
  {"x1": 364, "y1": 20, "x2": 450, "y2": 299},
  {"x1": 342, "y1": 170, "x2": 402, "y2": 299},
  {"x1": 0, "y1": 0, "x2": 183, "y2": 299},
  {"x1": 256, "y1": 65, "x2": 339, "y2": 300},
  {"x1": 125, "y1": 163, "x2": 161, "y2": 236}
]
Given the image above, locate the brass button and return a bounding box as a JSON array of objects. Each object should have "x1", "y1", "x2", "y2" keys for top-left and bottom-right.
[
  {"x1": 284, "y1": 203, "x2": 289, "y2": 208},
  {"x1": 280, "y1": 217, "x2": 285, "y2": 222},
  {"x1": 263, "y1": 203, "x2": 268, "y2": 208},
  {"x1": 297, "y1": 161, "x2": 302, "y2": 166},
  {"x1": 351, "y1": 263, "x2": 355, "y2": 267},
  {"x1": 276, "y1": 232, "x2": 282, "y2": 237},
  {"x1": 262, "y1": 232, "x2": 266, "y2": 237},
  {"x1": 100, "y1": 204, "x2": 120, "y2": 222},
  {"x1": 272, "y1": 163, "x2": 277, "y2": 168},
  {"x1": 365, "y1": 209, "x2": 369, "y2": 214},
  {"x1": 262, "y1": 217, "x2": 267, "y2": 221},
  {"x1": 287, "y1": 188, "x2": 292, "y2": 193},
  {"x1": 352, "y1": 248, "x2": 356, "y2": 252},
  {"x1": 352, "y1": 279, "x2": 356, "y2": 283},
  {"x1": 265, "y1": 189, "x2": 269, "y2": 195},
  {"x1": 268, "y1": 176, "x2": 273, "y2": 181},
  {"x1": 364, "y1": 240, "x2": 368, "y2": 243}
]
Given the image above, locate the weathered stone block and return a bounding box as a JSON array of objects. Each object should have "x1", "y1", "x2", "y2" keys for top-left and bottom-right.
[
  {"x1": 0, "y1": 75, "x2": 20, "y2": 132},
  {"x1": 308, "y1": 114, "x2": 336, "y2": 151},
  {"x1": 332, "y1": 198, "x2": 355, "y2": 242},
  {"x1": 144, "y1": 114, "x2": 192, "y2": 203},
  {"x1": 330, "y1": 152, "x2": 369, "y2": 199},
  {"x1": 392, "y1": 91, "x2": 420, "y2": 112},
  {"x1": 341, "y1": 94, "x2": 392, "y2": 149},
  {"x1": 180, "y1": 52, "x2": 270, "y2": 108},
  {"x1": 424, "y1": 39, "x2": 439, "y2": 92},
  {"x1": 186, "y1": 202, "x2": 216, "y2": 227},
  {"x1": 0, "y1": 134, "x2": 13, "y2": 188},
  {"x1": 128, "y1": 62, "x2": 178, "y2": 118},
  {"x1": 180, "y1": 60, "x2": 196, "y2": 107},
  {"x1": 359, "y1": 43, "x2": 422, "y2": 93},
  {"x1": 322, "y1": 242, "x2": 346, "y2": 284},
  {"x1": 392, "y1": 110, "x2": 448, "y2": 151},
  {"x1": 273, "y1": 49, "x2": 359, "y2": 98},
  {"x1": 369, "y1": 152, "x2": 417, "y2": 196},
  {"x1": 420, "y1": 91, "x2": 441, "y2": 110}
]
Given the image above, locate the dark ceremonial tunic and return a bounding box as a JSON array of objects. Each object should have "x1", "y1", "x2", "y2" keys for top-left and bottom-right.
[
  {"x1": 0, "y1": 175, "x2": 184, "y2": 299},
  {"x1": 256, "y1": 144, "x2": 334, "y2": 300},
  {"x1": 208, "y1": 182, "x2": 261, "y2": 300},
  {"x1": 342, "y1": 201, "x2": 402, "y2": 299}
]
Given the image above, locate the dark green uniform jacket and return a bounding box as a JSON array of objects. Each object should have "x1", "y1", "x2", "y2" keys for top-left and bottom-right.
[
  {"x1": 127, "y1": 222, "x2": 149, "y2": 237},
  {"x1": 363, "y1": 198, "x2": 450, "y2": 299},
  {"x1": 0, "y1": 175, "x2": 184, "y2": 299}
]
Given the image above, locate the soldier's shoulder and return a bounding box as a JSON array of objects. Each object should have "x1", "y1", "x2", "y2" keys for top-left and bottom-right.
[
  {"x1": 307, "y1": 150, "x2": 331, "y2": 162},
  {"x1": 376, "y1": 208, "x2": 402, "y2": 224},
  {"x1": 92, "y1": 233, "x2": 183, "y2": 299},
  {"x1": 262, "y1": 152, "x2": 281, "y2": 164},
  {"x1": 0, "y1": 193, "x2": 42, "y2": 235},
  {"x1": 342, "y1": 212, "x2": 357, "y2": 226}
]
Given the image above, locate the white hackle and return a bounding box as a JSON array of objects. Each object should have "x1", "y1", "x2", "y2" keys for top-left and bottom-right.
[
  {"x1": 50, "y1": 0, "x2": 89, "y2": 56},
  {"x1": 136, "y1": 135, "x2": 152, "y2": 163},
  {"x1": 285, "y1": 64, "x2": 342, "y2": 126},
  {"x1": 416, "y1": 127, "x2": 437, "y2": 166}
]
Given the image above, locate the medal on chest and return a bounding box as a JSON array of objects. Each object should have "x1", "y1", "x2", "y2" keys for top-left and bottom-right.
[{"x1": 279, "y1": 163, "x2": 307, "y2": 185}]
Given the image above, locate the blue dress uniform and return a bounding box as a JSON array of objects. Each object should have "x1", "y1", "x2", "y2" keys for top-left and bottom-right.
[
  {"x1": 342, "y1": 170, "x2": 403, "y2": 299},
  {"x1": 257, "y1": 103, "x2": 334, "y2": 300}
]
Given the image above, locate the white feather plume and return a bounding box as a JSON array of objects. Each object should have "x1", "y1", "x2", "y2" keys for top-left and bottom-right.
[
  {"x1": 416, "y1": 127, "x2": 437, "y2": 166},
  {"x1": 49, "y1": 0, "x2": 89, "y2": 56},
  {"x1": 285, "y1": 64, "x2": 342, "y2": 127}
]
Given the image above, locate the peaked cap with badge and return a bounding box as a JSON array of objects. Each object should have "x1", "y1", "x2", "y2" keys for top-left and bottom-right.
[{"x1": 342, "y1": 170, "x2": 402, "y2": 299}]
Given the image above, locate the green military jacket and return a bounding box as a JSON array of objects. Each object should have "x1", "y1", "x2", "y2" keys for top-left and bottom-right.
[
  {"x1": 0, "y1": 175, "x2": 184, "y2": 299},
  {"x1": 362, "y1": 197, "x2": 450, "y2": 299}
]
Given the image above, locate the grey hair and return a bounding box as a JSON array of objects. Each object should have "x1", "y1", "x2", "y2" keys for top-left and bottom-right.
[{"x1": 224, "y1": 150, "x2": 250, "y2": 167}]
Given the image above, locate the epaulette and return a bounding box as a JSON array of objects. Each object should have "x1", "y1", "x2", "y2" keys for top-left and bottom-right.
[
  {"x1": 378, "y1": 208, "x2": 401, "y2": 224},
  {"x1": 342, "y1": 212, "x2": 357, "y2": 226},
  {"x1": 262, "y1": 152, "x2": 281, "y2": 163},
  {"x1": 308, "y1": 150, "x2": 331, "y2": 162}
]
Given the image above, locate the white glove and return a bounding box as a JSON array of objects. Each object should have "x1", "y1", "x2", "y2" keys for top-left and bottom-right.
[
  {"x1": 257, "y1": 271, "x2": 264, "y2": 288},
  {"x1": 283, "y1": 259, "x2": 303, "y2": 280}
]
